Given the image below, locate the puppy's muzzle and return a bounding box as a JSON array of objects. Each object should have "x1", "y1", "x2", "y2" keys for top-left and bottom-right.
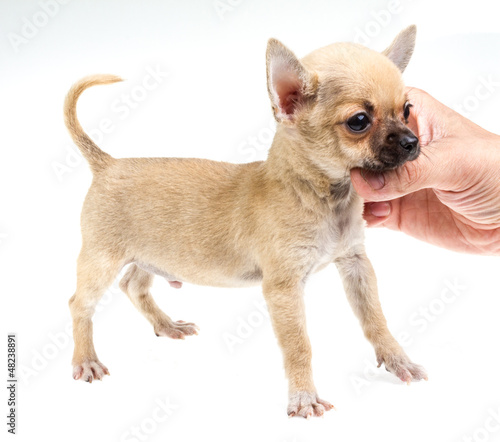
[{"x1": 372, "y1": 129, "x2": 420, "y2": 170}]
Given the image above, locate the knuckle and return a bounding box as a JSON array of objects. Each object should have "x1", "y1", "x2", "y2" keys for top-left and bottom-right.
[{"x1": 394, "y1": 160, "x2": 424, "y2": 191}]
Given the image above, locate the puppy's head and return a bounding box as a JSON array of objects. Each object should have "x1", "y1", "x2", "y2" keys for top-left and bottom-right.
[{"x1": 266, "y1": 25, "x2": 419, "y2": 175}]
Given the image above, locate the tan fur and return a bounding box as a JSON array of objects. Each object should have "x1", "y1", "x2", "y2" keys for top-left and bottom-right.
[{"x1": 65, "y1": 25, "x2": 426, "y2": 417}]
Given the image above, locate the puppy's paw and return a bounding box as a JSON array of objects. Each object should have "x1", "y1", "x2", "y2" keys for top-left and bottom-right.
[
  {"x1": 73, "y1": 359, "x2": 109, "y2": 383},
  {"x1": 154, "y1": 320, "x2": 199, "y2": 340},
  {"x1": 287, "y1": 391, "x2": 335, "y2": 419},
  {"x1": 377, "y1": 350, "x2": 428, "y2": 384}
]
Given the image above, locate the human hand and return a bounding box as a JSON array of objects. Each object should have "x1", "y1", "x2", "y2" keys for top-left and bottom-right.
[{"x1": 350, "y1": 87, "x2": 500, "y2": 255}]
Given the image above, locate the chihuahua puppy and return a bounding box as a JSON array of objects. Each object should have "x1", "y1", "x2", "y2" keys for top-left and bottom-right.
[{"x1": 65, "y1": 25, "x2": 426, "y2": 418}]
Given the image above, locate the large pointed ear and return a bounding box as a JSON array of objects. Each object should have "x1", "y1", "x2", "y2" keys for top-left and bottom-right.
[
  {"x1": 266, "y1": 38, "x2": 317, "y2": 123},
  {"x1": 382, "y1": 25, "x2": 417, "y2": 72}
]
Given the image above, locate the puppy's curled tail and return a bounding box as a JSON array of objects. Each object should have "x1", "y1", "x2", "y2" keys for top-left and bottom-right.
[{"x1": 64, "y1": 74, "x2": 123, "y2": 173}]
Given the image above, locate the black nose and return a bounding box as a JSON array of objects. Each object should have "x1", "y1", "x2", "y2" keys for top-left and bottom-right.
[{"x1": 399, "y1": 134, "x2": 418, "y2": 152}]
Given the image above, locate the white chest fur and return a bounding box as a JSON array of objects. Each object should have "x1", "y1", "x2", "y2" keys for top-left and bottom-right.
[{"x1": 311, "y1": 187, "x2": 366, "y2": 272}]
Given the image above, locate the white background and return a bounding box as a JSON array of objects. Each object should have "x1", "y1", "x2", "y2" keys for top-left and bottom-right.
[{"x1": 1, "y1": 1, "x2": 500, "y2": 441}]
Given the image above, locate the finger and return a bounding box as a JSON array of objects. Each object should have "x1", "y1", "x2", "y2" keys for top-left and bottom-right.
[
  {"x1": 351, "y1": 158, "x2": 432, "y2": 202},
  {"x1": 363, "y1": 202, "x2": 393, "y2": 227},
  {"x1": 366, "y1": 201, "x2": 391, "y2": 217}
]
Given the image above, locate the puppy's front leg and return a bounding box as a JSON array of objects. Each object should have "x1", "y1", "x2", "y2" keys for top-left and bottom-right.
[
  {"x1": 262, "y1": 278, "x2": 334, "y2": 418},
  {"x1": 335, "y1": 248, "x2": 427, "y2": 383}
]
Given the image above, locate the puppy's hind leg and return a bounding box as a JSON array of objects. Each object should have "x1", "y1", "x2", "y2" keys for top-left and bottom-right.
[
  {"x1": 69, "y1": 249, "x2": 122, "y2": 382},
  {"x1": 119, "y1": 264, "x2": 199, "y2": 339}
]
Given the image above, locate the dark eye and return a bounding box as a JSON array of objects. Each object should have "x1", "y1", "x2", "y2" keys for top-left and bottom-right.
[
  {"x1": 346, "y1": 112, "x2": 371, "y2": 132},
  {"x1": 404, "y1": 101, "x2": 412, "y2": 120}
]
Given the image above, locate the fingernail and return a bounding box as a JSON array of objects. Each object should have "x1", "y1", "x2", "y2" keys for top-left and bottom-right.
[
  {"x1": 361, "y1": 169, "x2": 385, "y2": 190},
  {"x1": 369, "y1": 202, "x2": 391, "y2": 217}
]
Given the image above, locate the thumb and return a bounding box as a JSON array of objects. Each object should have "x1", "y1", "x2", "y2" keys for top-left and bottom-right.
[{"x1": 350, "y1": 158, "x2": 434, "y2": 202}]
